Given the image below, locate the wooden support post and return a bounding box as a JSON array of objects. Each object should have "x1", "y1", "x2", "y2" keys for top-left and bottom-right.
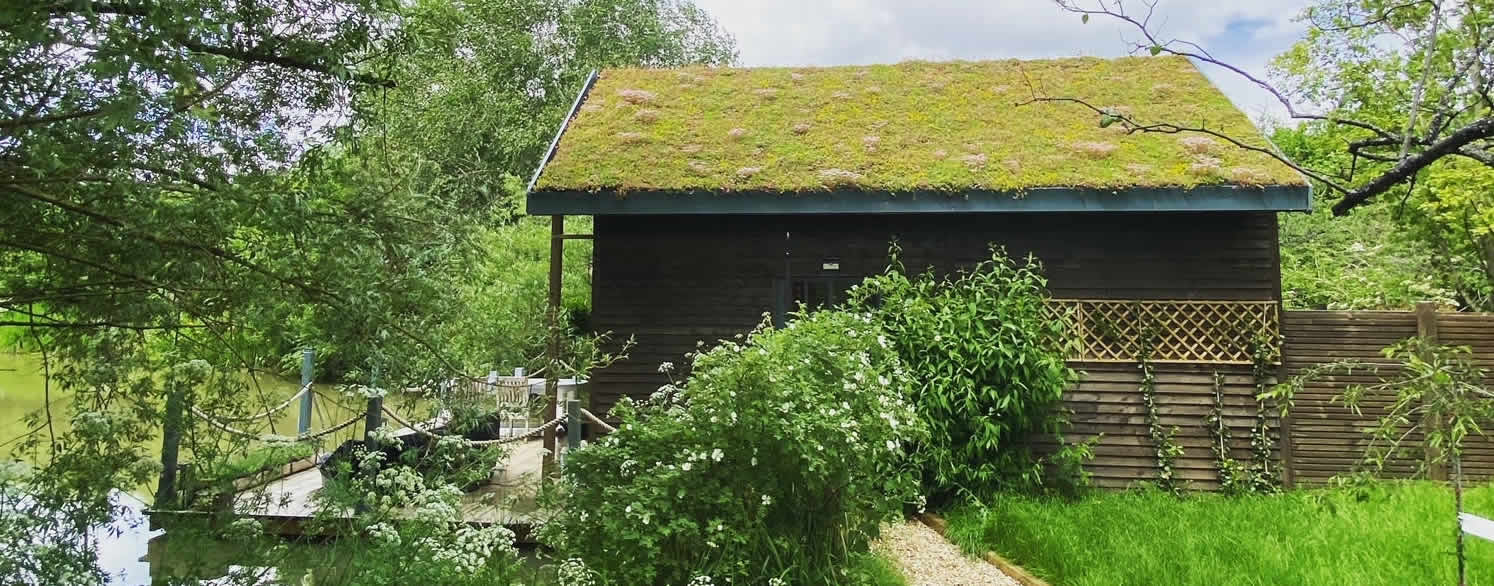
[
  {"x1": 567, "y1": 398, "x2": 581, "y2": 451},
  {"x1": 364, "y1": 366, "x2": 382, "y2": 448},
  {"x1": 155, "y1": 385, "x2": 186, "y2": 510},
  {"x1": 1416, "y1": 301, "x2": 1441, "y2": 342},
  {"x1": 1269, "y1": 215, "x2": 1297, "y2": 488},
  {"x1": 1416, "y1": 301, "x2": 1448, "y2": 481},
  {"x1": 297, "y1": 348, "x2": 314, "y2": 437},
  {"x1": 543, "y1": 215, "x2": 564, "y2": 475}
]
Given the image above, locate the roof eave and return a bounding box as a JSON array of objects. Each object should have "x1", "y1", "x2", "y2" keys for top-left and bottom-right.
[
  {"x1": 525, "y1": 70, "x2": 599, "y2": 196},
  {"x1": 526, "y1": 184, "x2": 1313, "y2": 215}
]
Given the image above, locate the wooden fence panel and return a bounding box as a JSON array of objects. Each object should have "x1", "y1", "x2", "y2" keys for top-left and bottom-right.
[
  {"x1": 1282, "y1": 309, "x2": 1494, "y2": 484},
  {"x1": 1040, "y1": 362, "x2": 1279, "y2": 492}
]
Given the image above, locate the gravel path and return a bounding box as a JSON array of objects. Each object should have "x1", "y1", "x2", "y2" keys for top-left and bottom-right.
[{"x1": 872, "y1": 520, "x2": 1021, "y2": 586}]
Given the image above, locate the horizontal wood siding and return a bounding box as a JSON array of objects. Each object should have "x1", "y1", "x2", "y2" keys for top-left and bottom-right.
[
  {"x1": 589, "y1": 211, "x2": 1280, "y2": 417},
  {"x1": 1036, "y1": 362, "x2": 1279, "y2": 492},
  {"x1": 1282, "y1": 310, "x2": 1494, "y2": 484}
]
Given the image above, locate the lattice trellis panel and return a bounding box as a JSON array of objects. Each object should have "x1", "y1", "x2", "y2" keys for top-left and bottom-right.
[{"x1": 1045, "y1": 300, "x2": 1280, "y2": 364}]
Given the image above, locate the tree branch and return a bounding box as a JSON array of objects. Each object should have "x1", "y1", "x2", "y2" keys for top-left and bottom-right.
[
  {"x1": 1055, "y1": 0, "x2": 1401, "y2": 141},
  {"x1": 43, "y1": 1, "x2": 396, "y2": 88},
  {"x1": 0, "y1": 107, "x2": 107, "y2": 130},
  {"x1": 1016, "y1": 94, "x2": 1350, "y2": 193},
  {"x1": 1333, "y1": 117, "x2": 1494, "y2": 215}
]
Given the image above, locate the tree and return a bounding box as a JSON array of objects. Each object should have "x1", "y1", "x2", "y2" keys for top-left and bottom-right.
[
  {"x1": 361, "y1": 0, "x2": 736, "y2": 217},
  {"x1": 1053, "y1": 0, "x2": 1494, "y2": 217},
  {"x1": 1, "y1": 0, "x2": 734, "y2": 582}
]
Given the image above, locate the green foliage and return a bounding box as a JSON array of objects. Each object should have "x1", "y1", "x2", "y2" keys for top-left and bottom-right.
[
  {"x1": 1204, "y1": 373, "x2": 1247, "y2": 494},
  {"x1": 845, "y1": 553, "x2": 910, "y2": 586},
  {"x1": 309, "y1": 438, "x2": 525, "y2": 586},
  {"x1": 849, "y1": 246, "x2": 1079, "y2": 501},
  {"x1": 445, "y1": 215, "x2": 595, "y2": 374},
  {"x1": 2, "y1": 0, "x2": 737, "y2": 580},
  {"x1": 1137, "y1": 343, "x2": 1183, "y2": 494},
  {"x1": 1246, "y1": 336, "x2": 1282, "y2": 493},
  {"x1": 1404, "y1": 161, "x2": 1494, "y2": 310},
  {"x1": 541, "y1": 311, "x2": 926, "y2": 586},
  {"x1": 204, "y1": 440, "x2": 314, "y2": 485},
  {"x1": 1265, "y1": 0, "x2": 1494, "y2": 309},
  {"x1": 944, "y1": 481, "x2": 1494, "y2": 586},
  {"x1": 1272, "y1": 126, "x2": 1473, "y2": 310}
]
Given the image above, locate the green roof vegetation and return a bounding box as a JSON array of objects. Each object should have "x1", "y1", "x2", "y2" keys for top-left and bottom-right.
[{"x1": 532, "y1": 56, "x2": 1306, "y2": 195}]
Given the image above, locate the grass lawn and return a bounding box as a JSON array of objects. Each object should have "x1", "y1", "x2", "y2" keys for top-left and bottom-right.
[
  {"x1": 850, "y1": 553, "x2": 908, "y2": 586},
  {"x1": 944, "y1": 481, "x2": 1494, "y2": 586}
]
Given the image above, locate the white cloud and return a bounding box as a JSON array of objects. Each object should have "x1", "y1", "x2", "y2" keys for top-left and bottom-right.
[{"x1": 693, "y1": 0, "x2": 1314, "y2": 123}]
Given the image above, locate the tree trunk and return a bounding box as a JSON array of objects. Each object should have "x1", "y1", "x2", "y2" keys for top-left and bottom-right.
[{"x1": 1456, "y1": 450, "x2": 1466, "y2": 586}]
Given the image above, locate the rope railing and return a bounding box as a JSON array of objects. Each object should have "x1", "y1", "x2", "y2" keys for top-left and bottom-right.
[
  {"x1": 190, "y1": 404, "x2": 361, "y2": 443},
  {"x1": 209, "y1": 383, "x2": 312, "y2": 423},
  {"x1": 380, "y1": 405, "x2": 565, "y2": 447},
  {"x1": 300, "y1": 414, "x2": 363, "y2": 439},
  {"x1": 579, "y1": 408, "x2": 617, "y2": 433}
]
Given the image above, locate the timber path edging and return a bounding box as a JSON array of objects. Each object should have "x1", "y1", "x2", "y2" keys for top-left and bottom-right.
[{"x1": 915, "y1": 513, "x2": 1052, "y2": 586}]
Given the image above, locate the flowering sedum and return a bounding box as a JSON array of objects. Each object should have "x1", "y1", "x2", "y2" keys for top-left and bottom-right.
[{"x1": 542, "y1": 310, "x2": 926, "y2": 585}]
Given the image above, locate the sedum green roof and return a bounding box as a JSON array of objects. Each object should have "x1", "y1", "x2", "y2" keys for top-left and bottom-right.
[{"x1": 531, "y1": 56, "x2": 1306, "y2": 196}]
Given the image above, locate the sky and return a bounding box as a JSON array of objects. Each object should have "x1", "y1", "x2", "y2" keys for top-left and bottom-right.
[{"x1": 690, "y1": 0, "x2": 1316, "y2": 125}]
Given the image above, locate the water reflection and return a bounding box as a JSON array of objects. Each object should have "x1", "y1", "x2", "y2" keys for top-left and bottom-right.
[{"x1": 98, "y1": 491, "x2": 159, "y2": 585}]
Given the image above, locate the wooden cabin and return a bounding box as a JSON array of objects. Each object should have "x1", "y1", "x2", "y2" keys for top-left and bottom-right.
[{"x1": 525, "y1": 56, "x2": 1310, "y2": 439}]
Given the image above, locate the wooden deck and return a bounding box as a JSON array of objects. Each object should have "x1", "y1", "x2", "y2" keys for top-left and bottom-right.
[{"x1": 226, "y1": 438, "x2": 547, "y2": 540}]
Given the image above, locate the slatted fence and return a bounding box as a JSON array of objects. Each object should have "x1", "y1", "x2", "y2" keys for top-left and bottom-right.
[
  {"x1": 1281, "y1": 306, "x2": 1494, "y2": 484},
  {"x1": 1053, "y1": 305, "x2": 1494, "y2": 490}
]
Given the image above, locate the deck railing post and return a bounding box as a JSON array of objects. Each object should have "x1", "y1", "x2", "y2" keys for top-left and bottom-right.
[
  {"x1": 155, "y1": 385, "x2": 186, "y2": 509},
  {"x1": 298, "y1": 348, "x2": 314, "y2": 437},
  {"x1": 567, "y1": 398, "x2": 581, "y2": 453},
  {"x1": 364, "y1": 365, "x2": 382, "y2": 447}
]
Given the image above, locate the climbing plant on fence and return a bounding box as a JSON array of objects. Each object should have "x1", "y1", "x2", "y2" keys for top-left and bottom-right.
[{"x1": 1136, "y1": 334, "x2": 1184, "y2": 494}]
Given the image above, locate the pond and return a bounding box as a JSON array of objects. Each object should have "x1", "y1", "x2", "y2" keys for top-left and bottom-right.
[
  {"x1": 2, "y1": 352, "x2": 371, "y2": 467},
  {"x1": 0, "y1": 352, "x2": 395, "y2": 584}
]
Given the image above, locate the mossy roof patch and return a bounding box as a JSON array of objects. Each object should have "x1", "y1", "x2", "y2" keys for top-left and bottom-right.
[{"x1": 532, "y1": 56, "x2": 1306, "y2": 194}]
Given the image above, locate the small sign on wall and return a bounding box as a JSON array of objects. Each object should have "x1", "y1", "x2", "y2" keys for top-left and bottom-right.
[{"x1": 822, "y1": 258, "x2": 840, "y2": 271}]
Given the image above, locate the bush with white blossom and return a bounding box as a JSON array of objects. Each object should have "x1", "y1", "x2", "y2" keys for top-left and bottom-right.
[
  {"x1": 542, "y1": 310, "x2": 926, "y2": 585},
  {"x1": 312, "y1": 435, "x2": 523, "y2": 585}
]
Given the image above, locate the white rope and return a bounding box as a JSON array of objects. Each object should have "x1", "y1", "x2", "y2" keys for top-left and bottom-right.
[
  {"x1": 300, "y1": 414, "x2": 363, "y2": 439},
  {"x1": 468, "y1": 417, "x2": 565, "y2": 446},
  {"x1": 210, "y1": 383, "x2": 312, "y2": 423},
  {"x1": 380, "y1": 406, "x2": 564, "y2": 446},
  {"x1": 579, "y1": 408, "x2": 617, "y2": 433},
  {"x1": 191, "y1": 405, "x2": 271, "y2": 439},
  {"x1": 191, "y1": 404, "x2": 360, "y2": 442}
]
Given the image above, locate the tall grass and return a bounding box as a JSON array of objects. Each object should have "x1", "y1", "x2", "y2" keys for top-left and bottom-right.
[{"x1": 944, "y1": 482, "x2": 1494, "y2": 586}]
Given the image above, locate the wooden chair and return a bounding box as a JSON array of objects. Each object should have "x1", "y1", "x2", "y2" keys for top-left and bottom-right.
[{"x1": 492, "y1": 373, "x2": 533, "y2": 437}]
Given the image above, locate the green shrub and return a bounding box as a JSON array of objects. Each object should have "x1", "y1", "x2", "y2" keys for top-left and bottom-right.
[
  {"x1": 206, "y1": 440, "x2": 315, "y2": 484},
  {"x1": 310, "y1": 443, "x2": 525, "y2": 586},
  {"x1": 849, "y1": 245, "x2": 1079, "y2": 501},
  {"x1": 541, "y1": 310, "x2": 926, "y2": 585}
]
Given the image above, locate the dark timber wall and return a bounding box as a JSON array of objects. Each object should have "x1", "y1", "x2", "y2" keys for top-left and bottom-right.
[
  {"x1": 586, "y1": 211, "x2": 1494, "y2": 490},
  {"x1": 588, "y1": 211, "x2": 1281, "y2": 415}
]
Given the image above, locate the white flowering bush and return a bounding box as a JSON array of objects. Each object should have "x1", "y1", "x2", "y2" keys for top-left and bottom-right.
[
  {"x1": 313, "y1": 436, "x2": 523, "y2": 585},
  {"x1": 541, "y1": 310, "x2": 926, "y2": 585}
]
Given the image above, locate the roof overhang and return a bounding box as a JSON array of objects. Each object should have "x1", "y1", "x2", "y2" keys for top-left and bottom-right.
[{"x1": 526, "y1": 184, "x2": 1312, "y2": 215}]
